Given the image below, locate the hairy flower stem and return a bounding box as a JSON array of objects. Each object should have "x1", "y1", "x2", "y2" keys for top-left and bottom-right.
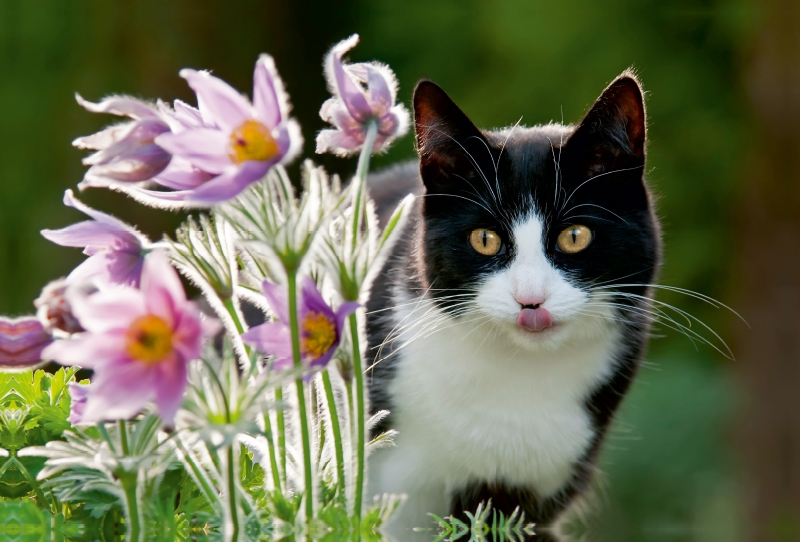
[
  {"x1": 351, "y1": 120, "x2": 379, "y2": 247},
  {"x1": 224, "y1": 445, "x2": 242, "y2": 542},
  {"x1": 118, "y1": 420, "x2": 144, "y2": 542},
  {"x1": 349, "y1": 313, "x2": 366, "y2": 534},
  {"x1": 322, "y1": 370, "x2": 346, "y2": 504},
  {"x1": 287, "y1": 272, "x2": 314, "y2": 523},
  {"x1": 260, "y1": 412, "x2": 282, "y2": 492},
  {"x1": 275, "y1": 387, "x2": 287, "y2": 484}
]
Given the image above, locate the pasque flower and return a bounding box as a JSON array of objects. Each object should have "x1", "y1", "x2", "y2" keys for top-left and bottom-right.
[
  {"x1": 0, "y1": 317, "x2": 52, "y2": 369},
  {"x1": 42, "y1": 251, "x2": 210, "y2": 425},
  {"x1": 152, "y1": 55, "x2": 302, "y2": 203},
  {"x1": 67, "y1": 383, "x2": 90, "y2": 425},
  {"x1": 242, "y1": 277, "x2": 358, "y2": 372},
  {"x1": 74, "y1": 95, "x2": 172, "y2": 189},
  {"x1": 316, "y1": 34, "x2": 410, "y2": 156},
  {"x1": 41, "y1": 190, "x2": 150, "y2": 287}
]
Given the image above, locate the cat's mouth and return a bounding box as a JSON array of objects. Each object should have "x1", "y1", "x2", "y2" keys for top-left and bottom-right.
[{"x1": 517, "y1": 306, "x2": 553, "y2": 333}]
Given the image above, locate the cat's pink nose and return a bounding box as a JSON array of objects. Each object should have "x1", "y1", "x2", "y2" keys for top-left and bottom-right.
[{"x1": 518, "y1": 307, "x2": 553, "y2": 332}]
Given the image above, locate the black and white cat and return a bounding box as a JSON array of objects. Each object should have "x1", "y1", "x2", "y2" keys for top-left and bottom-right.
[{"x1": 365, "y1": 72, "x2": 661, "y2": 537}]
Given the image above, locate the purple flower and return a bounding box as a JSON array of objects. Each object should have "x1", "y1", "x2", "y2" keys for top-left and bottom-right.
[
  {"x1": 242, "y1": 277, "x2": 359, "y2": 373},
  {"x1": 0, "y1": 317, "x2": 53, "y2": 370},
  {"x1": 151, "y1": 55, "x2": 302, "y2": 203},
  {"x1": 67, "y1": 383, "x2": 90, "y2": 425},
  {"x1": 74, "y1": 95, "x2": 172, "y2": 189},
  {"x1": 42, "y1": 251, "x2": 210, "y2": 425},
  {"x1": 35, "y1": 278, "x2": 99, "y2": 335},
  {"x1": 41, "y1": 190, "x2": 149, "y2": 287},
  {"x1": 316, "y1": 35, "x2": 410, "y2": 157}
]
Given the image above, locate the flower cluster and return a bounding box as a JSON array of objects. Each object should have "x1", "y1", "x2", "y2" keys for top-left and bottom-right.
[{"x1": 1, "y1": 34, "x2": 413, "y2": 541}]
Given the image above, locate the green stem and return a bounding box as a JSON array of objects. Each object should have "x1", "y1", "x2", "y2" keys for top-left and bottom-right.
[
  {"x1": 275, "y1": 386, "x2": 287, "y2": 484},
  {"x1": 287, "y1": 272, "x2": 314, "y2": 523},
  {"x1": 121, "y1": 473, "x2": 143, "y2": 542},
  {"x1": 349, "y1": 312, "x2": 366, "y2": 533},
  {"x1": 118, "y1": 420, "x2": 129, "y2": 455},
  {"x1": 224, "y1": 297, "x2": 245, "y2": 334},
  {"x1": 322, "y1": 370, "x2": 347, "y2": 504},
  {"x1": 260, "y1": 412, "x2": 282, "y2": 492},
  {"x1": 225, "y1": 445, "x2": 241, "y2": 542},
  {"x1": 351, "y1": 120, "x2": 380, "y2": 248}
]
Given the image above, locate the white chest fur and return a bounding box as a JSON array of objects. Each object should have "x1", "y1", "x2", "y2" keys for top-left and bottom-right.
[{"x1": 368, "y1": 301, "x2": 620, "y2": 530}]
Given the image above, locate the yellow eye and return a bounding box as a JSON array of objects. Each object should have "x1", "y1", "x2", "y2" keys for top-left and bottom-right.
[
  {"x1": 557, "y1": 225, "x2": 593, "y2": 254},
  {"x1": 469, "y1": 228, "x2": 503, "y2": 256}
]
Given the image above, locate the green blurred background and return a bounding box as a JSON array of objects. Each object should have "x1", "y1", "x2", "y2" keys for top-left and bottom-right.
[{"x1": 2, "y1": 1, "x2": 798, "y2": 541}]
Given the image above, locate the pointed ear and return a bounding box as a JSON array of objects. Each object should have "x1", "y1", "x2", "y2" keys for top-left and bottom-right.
[
  {"x1": 569, "y1": 71, "x2": 646, "y2": 177},
  {"x1": 414, "y1": 80, "x2": 490, "y2": 192}
]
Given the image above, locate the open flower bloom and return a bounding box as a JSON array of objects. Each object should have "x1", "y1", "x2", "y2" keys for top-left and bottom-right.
[
  {"x1": 42, "y1": 251, "x2": 210, "y2": 425},
  {"x1": 242, "y1": 277, "x2": 359, "y2": 373},
  {"x1": 316, "y1": 34, "x2": 410, "y2": 156},
  {"x1": 41, "y1": 190, "x2": 150, "y2": 287},
  {"x1": 152, "y1": 55, "x2": 302, "y2": 203},
  {"x1": 0, "y1": 317, "x2": 53, "y2": 370},
  {"x1": 74, "y1": 95, "x2": 172, "y2": 189}
]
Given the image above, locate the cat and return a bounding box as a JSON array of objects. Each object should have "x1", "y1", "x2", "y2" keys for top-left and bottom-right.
[{"x1": 365, "y1": 71, "x2": 661, "y2": 539}]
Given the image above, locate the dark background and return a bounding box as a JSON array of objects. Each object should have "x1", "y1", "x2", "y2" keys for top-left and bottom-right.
[{"x1": 1, "y1": 1, "x2": 798, "y2": 541}]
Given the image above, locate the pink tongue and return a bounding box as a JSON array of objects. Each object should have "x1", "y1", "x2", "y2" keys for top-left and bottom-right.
[{"x1": 518, "y1": 307, "x2": 553, "y2": 332}]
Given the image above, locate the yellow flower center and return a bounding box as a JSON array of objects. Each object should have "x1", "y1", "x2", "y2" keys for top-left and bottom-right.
[
  {"x1": 301, "y1": 312, "x2": 337, "y2": 360},
  {"x1": 228, "y1": 119, "x2": 279, "y2": 163},
  {"x1": 125, "y1": 314, "x2": 173, "y2": 364}
]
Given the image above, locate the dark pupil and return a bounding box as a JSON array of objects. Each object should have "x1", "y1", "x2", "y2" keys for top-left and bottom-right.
[
  {"x1": 482, "y1": 230, "x2": 488, "y2": 246},
  {"x1": 571, "y1": 230, "x2": 578, "y2": 243}
]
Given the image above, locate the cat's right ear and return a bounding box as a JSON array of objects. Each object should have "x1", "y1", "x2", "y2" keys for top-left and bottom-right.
[{"x1": 413, "y1": 80, "x2": 489, "y2": 192}]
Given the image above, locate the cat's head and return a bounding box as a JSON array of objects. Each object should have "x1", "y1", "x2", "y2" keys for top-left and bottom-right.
[{"x1": 413, "y1": 72, "x2": 660, "y2": 351}]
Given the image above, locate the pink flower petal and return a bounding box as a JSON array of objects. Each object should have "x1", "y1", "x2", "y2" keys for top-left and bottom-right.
[
  {"x1": 80, "y1": 360, "x2": 156, "y2": 423},
  {"x1": 315, "y1": 128, "x2": 364, "y2": 156},
  {"x1": 151, "y1": 157, "x2": 213, "y2": 190},
  {"x1": 41, "y1": 222, "x2": 139, "y2": 251},
  {"x1": 42, "y1": 331, "x2": 127, "y2": 368},
  {"x1": 153, "y1": 355, "x2": 188, "y2": 426},
  {"x1": 180, "y1": 69, "x2": 252, "y2": 132},
  {"x1": 260, "y1": 280, "x2": 289, "y2": 323},
  {"x1": 186, "y1": 161, "x2": 269, "y2": 203},
  {"x1": 62, "y1": 189, "x2": 144, "y2": 236},
  {"x1": 141, "y1": 251, "x2": 186, "y2": 326},
  {"x1": 155, "y1": 128, "x2": 231, "y2": 174},
  {"x1": 253, "y1": 55, "x2": 282, "y2": 129},
  {"x1": 241, "y1": 322, "x2": 292, "y2": 361},
  {"x1": 171, "y1": 305, "x2": 203, "y2": 362},
  {"x1": 365, "y1": 64, "x2": 394, "y2": 117},
  {"x1": 67, "y1": 251, "x2": 144, "y2": 287},
  {"x1": 69, "y1": 287, "x2": 145, "y2": 333}
]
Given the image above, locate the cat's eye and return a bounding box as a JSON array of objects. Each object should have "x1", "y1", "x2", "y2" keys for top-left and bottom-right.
[
  {"x1": 556, "y1": 225, "x2": 593, "y2": 254},
  {"x1": 469, "y1": 228, "x2": 503, "y2": 256}
]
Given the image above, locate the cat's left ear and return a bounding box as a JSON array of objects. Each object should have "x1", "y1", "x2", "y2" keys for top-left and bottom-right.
[{"x1": 569, "y1": 71, "x2": 646, "y2": 177}]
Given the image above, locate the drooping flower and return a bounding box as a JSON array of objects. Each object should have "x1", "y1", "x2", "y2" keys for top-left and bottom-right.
[
  {"x1": 0, "y1": 317, "x2": 53, "y2": 370},
  {"x1": 35, "y1": 278, "x2": 99, "y2": 335},
  {"x1": 74, "y1": 95, "x2": 172, "y2": 189},
  {"x1": 42, "y1": 251, "x2": 212, "y2": 425},
  {"x1": 151, "y1": 55, "x2": 302, "y2": 204},
  {"x1": 67, "y1": 383, "x2": 91, "y2": 425},
  {"x1": 242, "y1": 277, "x2": 358, "y2": 372},
  {"x1": 316, "y1": 34, "x2": 410, "y2": 157},
  {"x1": 41, "y1": 190, "x2": 150, "y2": 287}
]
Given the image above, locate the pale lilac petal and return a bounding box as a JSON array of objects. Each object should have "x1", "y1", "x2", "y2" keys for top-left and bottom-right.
[
  {"x1": 261, "y1": 280, "x2": 289, "y2": 323},
  {"x1": 155, "y1": 128, "x2": 231, "y2": 174},
  {"x1": 153, "y1": 355, "x2": 188, "y2": 426},
  {"x1": 67, "y1": 251, "x2": 144, "y2": 288},
  {"x1": 68, "y1": 383, "x2": 91, "y2": 425},
  {"x1": 186, "y1": 161, "x2": 269, "y2": 203},
  {"x1": 315, "y1": 128, "x2": 364, "y2": 156},
  {"x1": 84, "y1": 144, "x2": 171, "y2": 183},
  {"x1": 73, "y1": 124, "x2": 131, "y2": 150},
  {"x1": 172, "y1": 100, "x2": 204, "y2": 127},
  {"x1": 300, "y1": 276, "x2": 335, "y2": 321},
  {"x1": 335, "y1": 302, "x2": 360, "y2": 335},
  {"x1": 42, "y1": 331, "x2": 127, "y2": 368},
  {"x1": 151, "y1": 157, "x2": 213, "y2": 190},
  {"x1": 41, "y1": 222, "x2": 139, "y2": 251},
  {"x1": 180, "y1": 69, "x2": 252, "y2": 131},
  {"x1": 69, "y1": 288, "x2": 144, "y2": 333},
  {"x1": 75, "y1": 94, "x2": 160, "y2": 120},
  {"x1": 82, "y1": 118, "x2": 169, "y2": 166},
  {"x1": 141, "y1": 251, "x2": 186, "y2": 326},
  {"x1": 63, "y1": 189, "x2": 144, "y2": 234},
  {"x1": 241, "y1": 322, "x2": 293, "y2": 362},
  {"x1": 326, "y1": 35, "x2": 372, "y2": 122},
  {"x1": 80, "y1": 360, "x2": 155, "y2": 423},
  {"x1": 0, "y1": 317, "x2": 52, "y2": 368},
  {"x1": 253, "y1": 55, "x2": 282, "y2": 128},
  {"x1": 365, "y1": 64, "x2": 394, "y2": 117}
]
